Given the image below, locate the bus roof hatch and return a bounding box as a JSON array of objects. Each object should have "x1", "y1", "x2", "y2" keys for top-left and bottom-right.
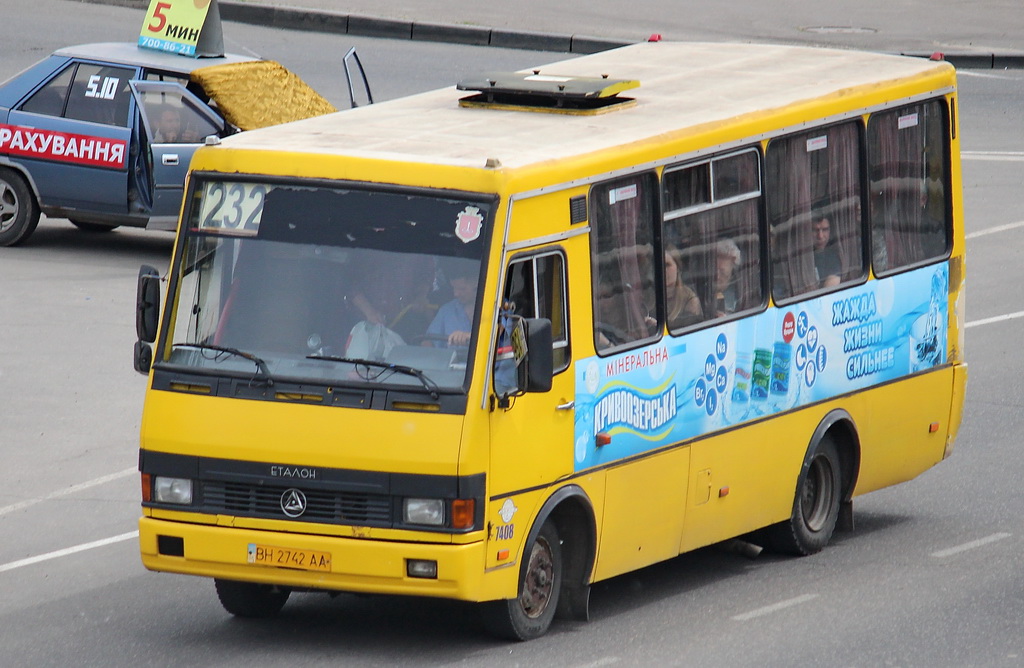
[{"x1": 456, "y1": 70, "x2": 639, "y2": 115}]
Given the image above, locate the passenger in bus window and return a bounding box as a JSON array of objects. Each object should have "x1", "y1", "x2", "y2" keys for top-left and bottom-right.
[
  {"x1": 714, "y1": 238, "x2": 741, "y2": 317},
  {"x1": 659, "y1": 250, "x2": 703, "y2": 329},
  {"x1": 812, "y1": 216, "x2": 842, "y2": 288}
]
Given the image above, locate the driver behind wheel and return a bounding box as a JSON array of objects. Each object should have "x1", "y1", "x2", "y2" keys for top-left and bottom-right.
[{"x1": 425, "y1": 261, "x2": 478, "y2": 348}]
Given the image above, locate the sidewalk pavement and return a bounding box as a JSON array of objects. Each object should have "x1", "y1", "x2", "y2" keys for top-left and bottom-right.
[{"x1": 91, "y1": 0, "x2": 1024, "y2": 68}]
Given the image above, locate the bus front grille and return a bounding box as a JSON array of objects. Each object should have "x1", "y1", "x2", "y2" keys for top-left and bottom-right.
[{"x1": 202, "y1": 481, "x2": 392, "y2": 525}]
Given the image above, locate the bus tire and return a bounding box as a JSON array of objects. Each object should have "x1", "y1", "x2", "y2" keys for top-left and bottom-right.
[
  {"x1": 214, "y1": 578, "x2": 291, "y2": 618},
  {"x1": 482, "y1": 521, "x2": 562, "y2": 641},
  {"x1": 0, "y1": 168, "x2": 41, "y2": 246},
  {"x1": 764, "y1": 435, "x2": 842, "y2": 556}
]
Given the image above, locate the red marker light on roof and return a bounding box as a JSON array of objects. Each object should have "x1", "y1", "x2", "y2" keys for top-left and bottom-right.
[{"x1": 648, "y1": 34, "x2": 663, "y2": 42}]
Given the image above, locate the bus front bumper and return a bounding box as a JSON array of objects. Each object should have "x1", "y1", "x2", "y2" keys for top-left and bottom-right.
[{"x1": 139, "y1": 516, "x2": 493, "y2": 601}]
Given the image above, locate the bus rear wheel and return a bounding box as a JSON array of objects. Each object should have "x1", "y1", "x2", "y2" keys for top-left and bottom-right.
[
  {"x1": 483, "y1": 521, "x2": 562, "y2": 641},
  {"x1": 214, "y1": 579, "x2": 291, "y2": 618},
  {"x1": 0, "y1": 168, "x2": 40, "y2": 246},
  {"x1": 764, "y1": 435, "x2": 842, "y2": 556}
]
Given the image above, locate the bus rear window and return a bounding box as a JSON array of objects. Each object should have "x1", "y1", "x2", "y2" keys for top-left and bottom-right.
[{"x1": 867, "y1": 100, "x2": 951, "y2": 274}]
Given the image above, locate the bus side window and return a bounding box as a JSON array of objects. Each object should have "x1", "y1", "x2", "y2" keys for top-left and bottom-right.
[
  {"x1": 663, "y1": 149, "x2": 764, "y2": 327},
  {"x1": 867, "y1": 100, "x2": 951, "y2": 274},
  {"x1": 502, "y1": 251, "x2": 569, "y2": 372},
  {"x1": 591, "y1": 173, "x2": 658, "y2": 353},
  {"x1": 766, "y1": 121, "x2": 865, "y2": 301}
]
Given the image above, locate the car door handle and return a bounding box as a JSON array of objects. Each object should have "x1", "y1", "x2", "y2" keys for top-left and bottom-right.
[
  {"x1": 556, "y1": 400, "x2": 575, "y2": 411},
  {"x1": 162, "y1": 154, "x2": 179, "y2": 166}
]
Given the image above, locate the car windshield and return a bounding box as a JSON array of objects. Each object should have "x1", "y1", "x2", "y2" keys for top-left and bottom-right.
[{"x1": 159, "y1": 178, "x2": 493, "y2": 394}]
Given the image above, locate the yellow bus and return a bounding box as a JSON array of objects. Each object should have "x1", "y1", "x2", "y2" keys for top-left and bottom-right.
[{"x1": 133, "y1": 42, "x2": 967, "y2": 640}]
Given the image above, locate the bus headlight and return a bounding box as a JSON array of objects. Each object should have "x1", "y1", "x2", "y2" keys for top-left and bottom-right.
[
  {"x1": 153, "y1": 477, "x2": 193, "y2": 504},
  {"x1": 404, "y1": 498, "x2": 444, "y2": 526}
]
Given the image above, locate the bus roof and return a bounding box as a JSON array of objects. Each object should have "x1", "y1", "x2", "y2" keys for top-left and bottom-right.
[{"x1": 216, "y1": 42, "x2": 954, "y2": 172}]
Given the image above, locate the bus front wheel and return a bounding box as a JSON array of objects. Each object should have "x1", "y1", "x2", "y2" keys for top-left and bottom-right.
[
  {"x1": 764, "y1": 435, "x2": 842, "y2": 556},
  {"x1": 214, "y1": 578, "x2": 291, "y2": 618},
  {"x1": 483, "y1": 521, "x2": 563, "y2": 641}
]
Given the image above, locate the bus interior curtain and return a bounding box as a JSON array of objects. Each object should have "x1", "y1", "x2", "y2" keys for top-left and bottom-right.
[
  {"x1": 607, "y1": 179, "x2": 649, "y2": 340},
  {"x1": 770, "y1": 138, "x2": 814, "y2": 299},
  {"x1": 828, "y1": 122, "x2": 863, "y2": 281},
  {"x1": 874, "y1": 108, "x2": 925, "y2": 268}
]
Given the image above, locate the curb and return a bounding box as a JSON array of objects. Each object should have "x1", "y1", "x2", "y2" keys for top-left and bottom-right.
[
  {"x1": 901, "y1": 51, "x2": 1024, "y2": 70},
  {"x1": 83, "y1": 0, "x2": 1024, "y2": 66},
  {"x1": 214, "y1": 2, "x2": 630, "y2": 54}
]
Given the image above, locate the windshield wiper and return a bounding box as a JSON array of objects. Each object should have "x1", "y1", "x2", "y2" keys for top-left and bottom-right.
[
  {"x1": 173, "y1": 343, "x2": 274, "y2": 386},
  {"x1": 306, "y1": 354, "x2": 440, "y2": 399}
]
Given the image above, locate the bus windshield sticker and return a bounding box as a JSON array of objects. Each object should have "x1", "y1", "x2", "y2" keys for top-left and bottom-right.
[
  {"x1": 455, "y1": 205, "x2": 483, "y2": 243},
  {"x1": 898, "y1": 113, "x2": 920, "y2": 129},
  {"x1": 196, "y1": 181, "x2": 268, "y2": 236},
  {"x1": 806, "y1": 135, "x2": 828, "y2": 152}
]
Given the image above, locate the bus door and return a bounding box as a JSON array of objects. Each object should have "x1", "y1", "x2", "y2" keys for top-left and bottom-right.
[
  {"x1": 486, "y1": 246, "x2": 574, "y2": 566},
  {"x1": 130, "y1": 80, "x2": 225, "y2": 222}
]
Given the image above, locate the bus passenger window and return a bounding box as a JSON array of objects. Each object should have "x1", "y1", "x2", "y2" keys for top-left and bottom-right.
[
  {"x1": 867, "y1": 100, "x2": 951, "y2": 274},
  {"x1": 662, "y1": 149, "x2": 764, "y2": 329},
  {"x1": 591, "y1": 173, "x2": 658, "y2": 352},
  {"x1": 766, "y1": 121, "x2": 865, "y2": 301}
]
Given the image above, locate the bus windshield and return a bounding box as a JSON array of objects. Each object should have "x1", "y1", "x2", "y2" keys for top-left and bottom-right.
[{"x1": 160, "y1": 178, "x2": 493, "y2": 394}]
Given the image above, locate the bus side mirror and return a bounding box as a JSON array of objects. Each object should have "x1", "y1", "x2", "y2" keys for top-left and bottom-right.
[
  {"x1": 135, "y1": 265, "x2": 161, "y2": 375},
  {"x1": 137, "y1": 265, "x2": 161, "y2": 343},
  {"x1": 494, "y1": 317, "x2": 553, "y2": 407},
  {"x1": 523, "y1": 318, "x2": 553, "y2": 393}
]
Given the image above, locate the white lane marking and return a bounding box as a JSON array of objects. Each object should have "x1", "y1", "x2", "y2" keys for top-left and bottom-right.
[
  {"x1": 961, "y1": 151, "x2": 1024, "y2": 162},
  {"x1": 0, "y1": 467, "x2": 136, "y2": 517},
  {"x1": 931, "y1": 532, "x2": 1011, "y2": 558},
  {"x1": 957, "y1": 71, "x2": 1018, "y2": 80},
  {"x1": 965, "y1": 219, "x2": 1024, "y2": 239},
  {"x1": 574, "y1": 659, "x2": 620, "y2": 668},
  {"x1": 0, "y1": 531, "x2": 138, "y2": 574},
  {"x1": 732, "y1": 593, "x2": 818, "y2": 621},
  {"x1": 965, "y1": 310, "x2": 1024, "y2": 329}
]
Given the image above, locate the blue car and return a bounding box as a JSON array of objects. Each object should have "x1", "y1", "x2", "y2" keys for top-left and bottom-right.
[{"x1": 0, "y1": 43, "x2": 335, "y2": 246}]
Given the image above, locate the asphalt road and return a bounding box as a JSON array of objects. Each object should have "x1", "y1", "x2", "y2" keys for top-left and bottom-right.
[{"x1": 1, "y1": 2, "x2": 1023, "y2": 666}]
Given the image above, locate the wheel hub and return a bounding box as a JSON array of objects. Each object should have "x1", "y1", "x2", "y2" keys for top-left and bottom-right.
[
  {"x1": 520, "y1": 537, "x2": 555, "y2": 618},
  {"x1": 0, "y1": 184, "x2": 18, "y2": 233}
]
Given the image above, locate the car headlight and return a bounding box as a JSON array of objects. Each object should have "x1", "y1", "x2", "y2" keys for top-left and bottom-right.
[
  {"x1": 153, "y1": 476, "x2": 193, "y2": 504},
  {"x1": 403, "y1": 498, "x2": 445, "y2": 526}
]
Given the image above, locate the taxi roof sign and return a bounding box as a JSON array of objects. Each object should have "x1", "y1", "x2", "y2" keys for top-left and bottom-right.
[{"x1": 139, "y1": 0, "x2": 225, "y2": 58}]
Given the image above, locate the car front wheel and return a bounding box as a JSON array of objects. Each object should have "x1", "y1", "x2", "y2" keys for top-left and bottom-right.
[{"x1": 0, "y1": 168, "x2": 41, "y2": 246}]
